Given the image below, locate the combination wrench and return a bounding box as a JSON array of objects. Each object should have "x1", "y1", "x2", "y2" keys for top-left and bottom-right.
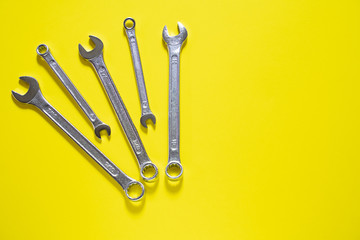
[
  {"x1": 79, "y1": 36, "x2": 158, "y2": 182},
  {"x1": 12, "y1": 76, "x2": 144, "y2": 201},
  {"x1": 162, "y1": 22, "x2": 188, "y2": 180},
  {"x1": 124, "y1": 18, "x2": 156, "y2": 128},
  {"x1": 37, "y1": 44, "x2": 111, "y2": 139}
]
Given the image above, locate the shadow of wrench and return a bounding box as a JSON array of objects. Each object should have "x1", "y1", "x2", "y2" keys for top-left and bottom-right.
[
  {"x1": 79, "y1": 36, "x2": 158, "y2": 182},
  {"x1": 36, "y1": 44, "x2": 111, "y2": 139},
  {"x1": 124, "y1": 18, "x2": 156, "y2": 128},
  {"x1": 12, "y1": 76, "x2": 144, "y2": 201},
  {"x1": 163, "y1": 22, "x2": 188, "y2": 180}
]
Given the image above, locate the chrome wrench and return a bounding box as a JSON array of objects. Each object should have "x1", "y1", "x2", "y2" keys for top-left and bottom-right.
[
  {"x1": 36, "y1": 44, "x2": 111, "y2": 139},
  {"x1": 123, "y1": 18, "x2": 156, "y2": 128},
  {"x1": 162, "y1": 22, "x2": 188, "y2": 180},
  {"x1": 12, "y1": 76, "x2": 144, "y2": 201},
  {"x1": 79, "y1": 36, "x2": 158, "y2": 182}
]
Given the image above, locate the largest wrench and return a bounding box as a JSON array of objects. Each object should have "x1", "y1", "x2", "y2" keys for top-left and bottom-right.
[
  {"x1": 163, "y1": 22, "x2": 188, "y2": 180},
  {"x1": 12, "y1": 76, "x2": 144, "y2": 201},
  {"x1": 79, "y1": 36, "x2": 158, "y2": 182}
]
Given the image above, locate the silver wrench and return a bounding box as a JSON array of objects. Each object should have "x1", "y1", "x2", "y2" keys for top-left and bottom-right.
[
  {"x1": 36, "y1": 44, "x2": 111, "y2": 139},
  {"x1": 163, "y1": 22, "x2": 188, "y2": 180},
  {"x1": 123, "y1": 18, "x2": 156, "y2": 128},
  {"x1": 79, "y1": 36, "x2": 158, "y2": 182},
  {"x1": 12, "y1": 76, "x2": 144, "y2": 201}
]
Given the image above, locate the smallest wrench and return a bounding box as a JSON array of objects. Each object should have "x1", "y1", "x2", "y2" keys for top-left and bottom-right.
[
  {"x1": 37, "y1": 44, "x2": 111, "y2": 139},
  {"x1": 12, "y1": 76, "x2": 144, "y2": 201},
  {"x1": 124, "y1": 18, "x2": 156, "y2": 128}
]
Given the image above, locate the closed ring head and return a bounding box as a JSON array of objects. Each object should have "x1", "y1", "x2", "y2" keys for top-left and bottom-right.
[
  {"x1": 125, "y1": 181, "x2": 145, "y2": 201},
  {"x1": 140, "y1": 162, "x2": 158, "y2": 182},
  {"x1": 165, "y1": 162, "x2": 183, "y2": 180},
  {"x1": 124, "y1": 17, "x2": 135, "y2": 30},
  {"x1": 36, "y1": 44, "x2": 49, "y2": 56}
]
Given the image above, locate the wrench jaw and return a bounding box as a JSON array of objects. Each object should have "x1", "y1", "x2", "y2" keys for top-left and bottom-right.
[
  {"x1": 12, "y1": 76, "x2": 41, "y2": 104},
  {"x1": 78, "y1": 35, "x2": 104, "y2": 60},
  {"x1": 165, "y1": 161, "x2": 183, "y2": 180},
  {"x1": 140, "y1": 162, "x2": 159, "y2": 182},
  {"x1": 94, "y1": 123, "x2": 111, "y2": 139},
  {"x1": 125, "y1": 181, "x2": 145, "y2": 201},
  {"x1": 162, "y1": 22, "x2": 188, "y2": 46},
  {"x1": 140, "y1": 112, "x2": 156, "y2": 128}
]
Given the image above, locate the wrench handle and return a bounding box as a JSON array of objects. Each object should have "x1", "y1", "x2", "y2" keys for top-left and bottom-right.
[
  {"x1": 168, "y1": 46, "x2": 181, "y2": 163},
  {"x1": 89, "y1": 55, "x2": 150, "y2": 167},
  {"x1": 125, "y1": 28, "x2": 151, "y2": 113},
  {"x1": 38, "y1": 48, "x2": 102, "y2": 127},
  {"x1": 29, "y1": 92, "x2": 135, "y2": 191}
]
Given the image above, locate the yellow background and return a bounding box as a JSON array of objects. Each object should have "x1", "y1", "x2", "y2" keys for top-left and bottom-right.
[{"x1": 1, "y1": 0, "x2": 360, "y2": 239}]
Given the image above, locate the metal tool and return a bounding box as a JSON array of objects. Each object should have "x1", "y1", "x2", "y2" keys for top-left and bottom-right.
[
  {"x1": 123, "y1": 18, "x2": 156, "y2": 128},
  {"x1": 79, "y1": 36, "x2": 158, "y2": 182},
  {"x1": 12, "y1": 76, "x2": 144, "y2": 201},
  {"x1": 36, "y1": 44, "x2": 110, "y2": 139},
  {"x1": 162, "y1": 22, "x2": 188, "y2": 180}
]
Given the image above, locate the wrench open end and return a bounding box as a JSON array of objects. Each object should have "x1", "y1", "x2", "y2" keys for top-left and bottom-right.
[
  {"x1": 94, "y1": 123, "x2": 111, "y2": 139},
  {"x1": 78, "y1": 35, "x2": 103, "y2": 60},
  {"x1": 125, "y1": 181, "x2": 145, "y2": 201},
  {"x1": 12, "y1": 76, "x2": 40, "y2": 103},
  {"x1": 165, "y1": 162, "x2": 183, "y2": 180},
  {"x1": 140, "y1": 162, "x2": 158, "y2": 182},
  {"x1": 140, "y1": 113, "x2": 156, "y2": 128},
  {"x1": 162, "y1": 22, "x2": 188, "y2": 46}
]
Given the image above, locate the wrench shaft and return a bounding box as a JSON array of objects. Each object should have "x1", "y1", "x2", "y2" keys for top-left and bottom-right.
[
  {"x1": 126, "y1": 29, "x2": 149, "y2": 108},
  {"x1": 168, "y1": 47, "x2": 181, "y2": 161}
]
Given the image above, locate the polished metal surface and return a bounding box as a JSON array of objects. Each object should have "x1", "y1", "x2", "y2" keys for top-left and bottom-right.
[
  {"x1": 79, "y1": 36, "x2": 158, "y2": 182},
  {"x1": 162, "y1": 22, "x2": 188, "y2": 180},
  {"x1": 37, "y1": 44, "x2": 110, "y2": 139},
  {"x1": 12, "y1": 76, "x2": 144, "y2": 201},
  {"x1": 124, "y1": 18, "x2": 156, "y2": 128}
]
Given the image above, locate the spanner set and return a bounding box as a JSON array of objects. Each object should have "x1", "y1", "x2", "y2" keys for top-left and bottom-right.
[{"x1": 12, "y1": 19, "x2": 188, "y2": 201}]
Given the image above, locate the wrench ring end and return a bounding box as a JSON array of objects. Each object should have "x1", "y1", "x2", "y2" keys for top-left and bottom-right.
[
  {"x1": 36, "y1": 44, "x2": 49, "y2": 56},
  {"x1": 140, "y1": 162, "x2": 158, "y2": 182},
  {"x1": 123, "y1": 17, "x2": 135, "y2": 30},
  {"x1": 125, "y1": 181, "x2": 145, "y2": 201},
  {"x1": 165, "y1": 162, "x2": 183, "y2": 180}
]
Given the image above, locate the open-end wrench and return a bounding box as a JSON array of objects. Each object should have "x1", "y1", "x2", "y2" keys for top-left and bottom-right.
[
  {"x1": 79, "y1": 36, "x2": 158, "y2": 182},
  {"x1": 12, "y1": 76, "x2": 144, "y2": 201},
  {"x1": 123, "y1": 18, "x2": 156, "y2": 128},
  {"x1": 163, "y1": 22, "x2": 188, "y2": 180},
  {"x1": 36, "y1": 44, "x2": 111, "y2": 139}
]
